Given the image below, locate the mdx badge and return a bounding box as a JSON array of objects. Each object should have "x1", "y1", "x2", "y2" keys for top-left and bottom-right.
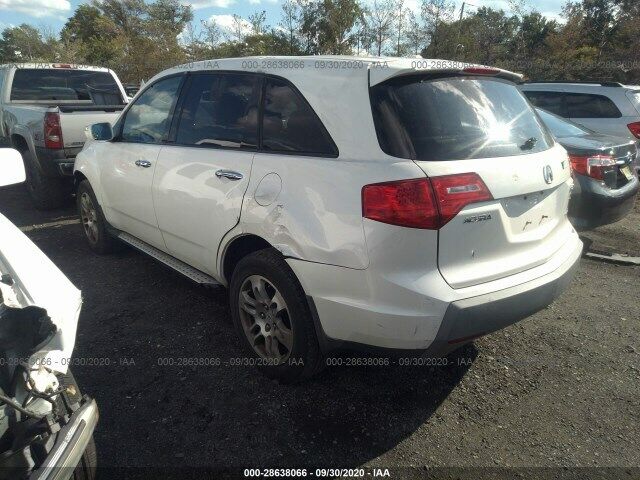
[
  {"x1": 464, "y1": 213, "x2": 492, "y2": 224},
  {"x1": 543, "y1": 165, "x2": 553, "y2": 184}
]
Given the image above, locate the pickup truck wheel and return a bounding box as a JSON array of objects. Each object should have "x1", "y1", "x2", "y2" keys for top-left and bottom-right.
[
  {"x1": 21, "y1": 150, "x2": 69, "y2": 210},
  {"x1": 230, "y1": 248, "x2": 323, "y2": 383},
  {"x1": 77, "y1": 180, "x2": 122, "y2": 254}
]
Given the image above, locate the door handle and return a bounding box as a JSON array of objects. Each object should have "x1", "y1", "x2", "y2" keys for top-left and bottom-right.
[
  {"x1": 215, "y1": 169, "x2": 243, "y2": 180},
  {"x1": 135, "y1": 159, "x2": 152, "y2": 168}
]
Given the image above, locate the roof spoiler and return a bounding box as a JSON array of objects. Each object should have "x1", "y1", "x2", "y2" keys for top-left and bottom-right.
[
  {"x1": 520, "y1": 80, "x2": 624, "y2": 87},
  {"x1": 370, "y1": 64, "x2": 523, "y2": 87}
]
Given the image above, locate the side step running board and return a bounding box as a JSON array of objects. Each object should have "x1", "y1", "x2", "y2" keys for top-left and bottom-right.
[{"x1": 117, "y1": 232, "x2": 221, "y2": 286}]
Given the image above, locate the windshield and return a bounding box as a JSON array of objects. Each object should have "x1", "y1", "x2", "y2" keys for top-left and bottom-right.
[
  {"x1": 370, "y1": 76, "x2": 553, "y2": 161},
  {"x1": 10, "y1": 69, "x2": 124, "y2": 105},
  {"x1": 536, "y1": 108, "x2": 590, "y2": 138}
]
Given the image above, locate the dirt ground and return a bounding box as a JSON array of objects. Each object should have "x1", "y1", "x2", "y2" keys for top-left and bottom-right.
[{"x1": 0, "y1": 184, "x2": 638, "y2": 478}]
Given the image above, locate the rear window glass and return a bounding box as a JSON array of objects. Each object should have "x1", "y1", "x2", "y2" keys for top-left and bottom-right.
[
  {"x1": 523, "y1": 91, "x2": 564, "y2": 116},
  {"x1": 262, "y1": 77, "x2": 337, "y2": 156},
  {"x1": 536, "y1": 108, "x2": 590, "y2": 138},
  {"x1": 10, "y1": 68, "x2": 124, "y2": 104},
  {"x1": 564, "y1": 93, "x2": 621, "y2": 119},
  {"x1": 371, "y1": 76, "x2": 553, "y2": 162},
  {"x1": 629, "y1": 91, "x2": 640, "y2": 114}
]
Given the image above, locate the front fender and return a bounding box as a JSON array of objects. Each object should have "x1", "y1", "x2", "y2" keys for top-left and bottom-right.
[{"x1": 73, "y1": 142, "x2": 106, "y2": 207}]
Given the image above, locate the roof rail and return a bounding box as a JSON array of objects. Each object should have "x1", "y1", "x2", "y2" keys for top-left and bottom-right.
[{"x1": 520, "y1": 80, "x2": 624, "y2": 87}]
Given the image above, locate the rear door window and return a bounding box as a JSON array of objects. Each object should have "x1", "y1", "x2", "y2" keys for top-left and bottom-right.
[
  {"x1": 261, "y1": 77, "x2": 337, "y2": 156},
  {"x1": 522, "y1": 91, "x2": 564, "y2": 116},
  {"x1": 10, "y1": 68, "x2": 124, "y2": 104},
  {"x1": 565, "y1": 93, "x2": 621, "y2": 118},
  {"x1": 371, "y1": 76, "x2": 553, "y2": 162},
  {"x1": 175, "y1": 73, "x2": 260, "y2": 149}
]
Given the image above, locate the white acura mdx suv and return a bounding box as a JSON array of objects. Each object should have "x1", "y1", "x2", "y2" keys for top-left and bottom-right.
[{"x1": 74, "y1": 56, "x2": 582, "y2": 382}]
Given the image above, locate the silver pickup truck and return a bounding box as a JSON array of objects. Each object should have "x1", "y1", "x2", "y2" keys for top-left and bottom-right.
[{"x1": 0, "y1": 64, "x2": 127, "y2": 209}]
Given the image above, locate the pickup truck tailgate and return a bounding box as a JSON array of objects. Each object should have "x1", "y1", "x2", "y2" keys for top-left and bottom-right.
[{"x1": 60, "y1": 108, "x2": 123, "y2": 149}]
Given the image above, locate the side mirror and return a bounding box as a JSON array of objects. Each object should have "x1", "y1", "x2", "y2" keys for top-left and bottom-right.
[
  {"x1": 0, "y1": 148, "x2": 26, "y2": 187},
  {"x1": 85, "y1": 122, "x2": 114, "y2": 141}
]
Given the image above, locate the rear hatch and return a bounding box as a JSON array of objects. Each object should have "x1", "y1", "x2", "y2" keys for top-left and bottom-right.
[{"x1": 370, "y1": 73, "x2": 574, "y2": 288}]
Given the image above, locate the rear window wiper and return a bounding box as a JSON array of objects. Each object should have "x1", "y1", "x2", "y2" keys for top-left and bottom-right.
[{"x1": 519, "y1": 137, "x2": 538, "y2": 150}]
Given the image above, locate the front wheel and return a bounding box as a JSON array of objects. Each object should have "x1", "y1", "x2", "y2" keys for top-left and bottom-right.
[
  {"x1": 76, "y1": 180, "x2": 121, "y2": 254},
  {"x1": 229, "y1": 248, "x2": 323, "y2": 383}
]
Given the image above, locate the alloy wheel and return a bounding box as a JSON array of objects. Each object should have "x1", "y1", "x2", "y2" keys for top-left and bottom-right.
[
  {"x1": 238, "y1": 275, "x2": 293, "y2": 363},
  {"x1": 80, "y1": 192, "x2": 99, "y2": 245}
]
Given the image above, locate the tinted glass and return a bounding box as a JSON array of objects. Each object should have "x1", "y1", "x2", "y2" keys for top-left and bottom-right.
[
  {"x1": 536, "y1": 108, "x2": 589, "y2": 137},
  {"x1": 121, "y1": 75, "x2": 182, "y2": 144},
  {"x1": 10, "y1": 69, "x2": 124, "y2": 104},
  {"x1": 523, "y1": 90, "x2": 564, "y2": 116},
  {"x1": 371, "y1": 76, "x2": 552, "y2": 162},
  {"x1": 628, "y1": 91, "x2": 640, "y2": 114},
  {"x1": 176, "y1": 73, "x2": 259, "y2": 148},
  {"x1": 565, "y1": 93, "x2": 621, "y2": 118},
  {"x1": 262, "y1": 78, "x2": 337, "y2": 155}
]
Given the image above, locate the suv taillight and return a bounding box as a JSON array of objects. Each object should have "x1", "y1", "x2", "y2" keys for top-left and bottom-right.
[
  {"x1": 44, "y1": 112, "x2": 63, "y2": 149},
  {"x1": 362, "y1": 173, "x2": 492, "y2": 229},
  {"x1": 628, "y1": 122, "x2": 640, "y2": 139},
  {"x1": 569, "y1": 154, "x2": 615, "y2": 181}
]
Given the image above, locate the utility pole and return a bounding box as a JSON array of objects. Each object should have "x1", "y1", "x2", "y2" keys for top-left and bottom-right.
[{"x1": 459, "y1": 2, "x2": 465, "y2": 22}]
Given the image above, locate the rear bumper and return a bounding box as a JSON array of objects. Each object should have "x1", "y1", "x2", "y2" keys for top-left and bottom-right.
[
  {"x1": 424, "y1": 247, "x2": 580, "y2": 357},
  {"x1": 290, "y1": 233, "x2": 582, "y2": 353},
  {"x1": 569, "y1": 173, "x2": 639, "y2": 230},
  {"x1": 29, "y1": 398, "x2": 98, "y2": 480},
  {"x1": 34, "y1": 147, "x2": 76, "y2": 177}
]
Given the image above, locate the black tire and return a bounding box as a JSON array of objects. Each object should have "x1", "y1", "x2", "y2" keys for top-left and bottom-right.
[
  {"x1": 229, "y1": 248, "x2": 324, "y2": 383},
  {"x1": 76, "y1": 179, "x2": 122, "y2": 254},
  {"x1": 21, "y1": 149, "x2": 69, "y2": 210}
]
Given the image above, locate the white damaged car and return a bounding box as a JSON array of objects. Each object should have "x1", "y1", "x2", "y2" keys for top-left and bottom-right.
[{"x1": 0, "y1": 148, "x2": 97, "y2": 479}]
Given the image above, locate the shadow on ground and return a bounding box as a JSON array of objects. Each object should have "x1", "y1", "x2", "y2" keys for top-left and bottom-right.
[{"x1": 0, "y1": 184, "x2": 474, "y2": 470}]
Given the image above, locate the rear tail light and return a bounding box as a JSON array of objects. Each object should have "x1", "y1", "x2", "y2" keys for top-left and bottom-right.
[
  {"x1": 44, "y1": 112, "x2": 63, "y2": 149},
  {"x1": 569, "y1": 154, "x2": 615, "y2": 181},
  {"x1": 628, "y1": 122, "x2": 640, "y2": 139},
  {"x1": 430, "y1": 173, "x2": 493, "y2": 225},
  {"x1": 362, "y1": 173, "x2": 492, "y2": 229}
]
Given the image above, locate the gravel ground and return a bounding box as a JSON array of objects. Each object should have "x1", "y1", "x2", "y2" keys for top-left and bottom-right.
[{"x1": 0, "y1": 185, "x2": 638, "y2": 478}]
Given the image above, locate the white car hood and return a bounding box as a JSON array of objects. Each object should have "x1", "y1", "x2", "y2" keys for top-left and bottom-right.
[{"x1": 0, "y1": 212, "x2": 81, "y2": 374}]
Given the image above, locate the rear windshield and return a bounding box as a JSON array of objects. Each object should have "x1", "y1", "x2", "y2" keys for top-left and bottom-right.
[
  {"x1": 10, "y1": 68, "x2": 124, "y2": 104},
  {"x1": 536, "y1": 108, "x2": 590, "y2": 138},
  {"x1": 371, "y1": 76, "x2": 553, "y2": 161}
]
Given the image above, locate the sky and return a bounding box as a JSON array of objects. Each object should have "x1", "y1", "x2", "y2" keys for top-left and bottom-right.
[{"x1": 0, "y1": 0, "x2": 566, "y2": 36}]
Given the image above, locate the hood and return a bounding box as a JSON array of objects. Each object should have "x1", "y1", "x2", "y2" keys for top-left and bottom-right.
[{"x1": 0, "y1": 212, "x2": 81, "y2": 374}]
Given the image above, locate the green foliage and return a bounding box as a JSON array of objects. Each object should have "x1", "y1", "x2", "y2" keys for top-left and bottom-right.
[
  {"x1": 0, "y1": 24, "x2": 54, "y2": 62},
  {"x1": 0, "y1": 0, "x2": 638, "y2": 84}
]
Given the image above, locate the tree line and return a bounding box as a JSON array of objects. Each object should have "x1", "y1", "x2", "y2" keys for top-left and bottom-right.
[{"x1": 0, "y1": 0, "x2": 638, "y2": 85}]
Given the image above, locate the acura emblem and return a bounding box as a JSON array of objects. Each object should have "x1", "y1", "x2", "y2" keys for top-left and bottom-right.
[{"x1": 543, "y1": 165, "x2": 553, "y2": 184}]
